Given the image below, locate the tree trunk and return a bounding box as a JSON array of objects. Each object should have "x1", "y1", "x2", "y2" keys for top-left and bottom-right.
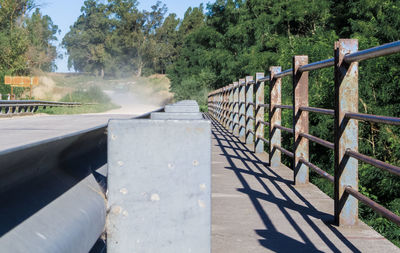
[{"x1": 136, "y1": 61, "x2": 143, "y2": 77}]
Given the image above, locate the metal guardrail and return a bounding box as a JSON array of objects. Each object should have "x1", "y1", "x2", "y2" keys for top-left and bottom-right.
[
  {"x1": 208, "y1": 39, "x2": 400, "y2": 227},
  {"x1": 0, "y1": 106, "x2": 165, "y2": 252},
  {"x1": 0, "y1": 100, "x2": 82, "y2": 116}
]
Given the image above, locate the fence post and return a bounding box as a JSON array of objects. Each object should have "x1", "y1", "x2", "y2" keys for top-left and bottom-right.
[
  {"x1": 229, "y1": 84, "x2": 234, "y2": 132},
  {"x1": 269, "y1": 67, "x2": 282, "y2": 168},
  {"x1": 224, "y1": 87, "x2": 229, "y2": 128},
  {"x1": 219, "y1": 89, "x2": 223, "y2": 123},
  {"x1": 239, "y1": 79, "x2": 246, "y2": 139},
  {"x1": 334, "y1": 39, "x2": 359, "y2": 226},
  {"x1": 293, "y1": 56, "x2": 309, "y2": 185},
  {"x1": 221, "y1": 88, "x2": 226, "y2": 127},
  {"x1": 245, "y1": 76, "x2": 254, "y2": 145},
  {"x1": 233, "y1": 82, "x2": 239, "y2": 136},
  {"x1": 255, "y1": 73, "x2": 265, "y2": 153}
]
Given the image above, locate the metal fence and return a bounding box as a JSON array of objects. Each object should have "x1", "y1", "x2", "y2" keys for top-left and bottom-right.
[
  {"x1": 0, "y1": 100, "x2": 81, "y2": 116},
  {"x1": 207, "y1": 39, "x2": 400, "y2": 227}
]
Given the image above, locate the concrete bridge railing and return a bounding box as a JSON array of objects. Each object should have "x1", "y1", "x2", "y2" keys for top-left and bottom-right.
[{"x1": 208, "y1": 39, "x2": 400, "y2": 227}]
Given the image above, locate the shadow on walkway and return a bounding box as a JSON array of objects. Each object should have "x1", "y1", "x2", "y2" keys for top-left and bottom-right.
[{"x1": 208, "y1": 114, "x2": 361, "y2": 253}]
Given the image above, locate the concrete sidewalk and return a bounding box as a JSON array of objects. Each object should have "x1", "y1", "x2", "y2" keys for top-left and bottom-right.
[{"x1": 209, "y1": 116, "x2": 399, "y2": 252}]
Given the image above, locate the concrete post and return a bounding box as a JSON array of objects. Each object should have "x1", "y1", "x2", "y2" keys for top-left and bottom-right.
[
  {"x1": 269, "y1": 67, "x2": 282, "y2": 168},
  {"x1": 293, "y1": 56, "x2": 309, "y2": 185},
  {"x1": 245, "y1": 76, "x2": 254, "y2": 145},
  {"x1": 108, "y1": 102, "x2": 211, "y2": 252},
  {"x1": 255, "y1": 73, "x2": 265, "y2": 153},
  {"x1": 334, "y1": 39, "x2": 359, "y2": 226}
]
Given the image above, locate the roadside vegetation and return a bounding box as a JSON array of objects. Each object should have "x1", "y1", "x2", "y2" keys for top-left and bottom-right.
[{"x1": 36, "y1": 86, "x2": 119, "y2": 115}]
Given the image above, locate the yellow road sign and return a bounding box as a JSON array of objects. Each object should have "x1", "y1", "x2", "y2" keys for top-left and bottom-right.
[{"x1": 3, "y1": 76, "x2": 40, "y2": 87}]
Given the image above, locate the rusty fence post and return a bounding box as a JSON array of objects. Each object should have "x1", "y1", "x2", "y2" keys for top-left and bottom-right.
[
  {"x1": 219, "y1": 89, "x2": 223, "y2": 123},
  {"x1": 233, "y1": 82, "x2": 239, "y2": 136},
  {"x1": 269, "y1": 67, "x2": 282, "y2": 168},
  {"x1": 216, "y1": 90, "x2": 221, "y2": 122},
  {"x1": 293, "y1": 56, "x2": 309, "y2": 185},
  {"x1": 224, "y1": 87, "x2": 229, "y2": 128},
  {"x1": 229, "y1": 84, "x2": 234, "y2": 132},
  {"x1": 221, "y1": 87, "x2": 226, "y2": 126},
  {"x1": 334, "y1": 39, "x2": 359, "y2": 226},
  {"x1": 255, "y1": 73, "x2": 265, "y2": 153},
  {"x1": 239, "y1": 79, "x2": 246, "y2": 139},
  {"x1": 245, "y1": 76, "x2": 254, "y2": 145}
]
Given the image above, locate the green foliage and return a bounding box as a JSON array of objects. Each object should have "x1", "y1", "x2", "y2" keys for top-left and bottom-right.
[
  {"x1": 166, "y1": 0, "x2": 400, "y2": 246},
  {"x1": 38, "y1": 86, "x2": 118, "y2": 114},
  {"x1": 63, "y1": 0, "x2": 175, "y2": 78},
  {"x1": 61, "y1": 86, "x2": 111, "y2": 103},
  {"x1": 0, "y1": 0, "x2": 59, "y2": 96}
]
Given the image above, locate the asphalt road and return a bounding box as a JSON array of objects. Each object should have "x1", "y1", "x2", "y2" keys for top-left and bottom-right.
[{"x1": 0, "y1": 114, "x2": 133, "y2": 152}]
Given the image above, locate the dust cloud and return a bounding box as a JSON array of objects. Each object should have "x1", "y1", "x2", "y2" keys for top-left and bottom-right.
[{"x1": 102, "y1": 77, "x2": 173, "y2": 115}]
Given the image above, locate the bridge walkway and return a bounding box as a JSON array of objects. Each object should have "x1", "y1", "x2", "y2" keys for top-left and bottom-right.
[{"x1": 208, "y1": 115, "x2": 399, "y2": 253}]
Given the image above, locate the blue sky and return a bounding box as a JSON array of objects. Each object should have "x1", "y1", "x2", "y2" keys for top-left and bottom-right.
[{"x1": 38, "y1": 0, "x2": 209, "y2": 72}]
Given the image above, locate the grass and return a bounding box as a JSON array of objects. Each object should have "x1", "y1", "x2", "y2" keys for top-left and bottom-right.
[
  {"x1": 37, "y1": 103, "x2": 119, "y2": 115},
  {"x1": 37, "y1": 86, "x2": 119, "y2": 115},
  {"x1": 35, "y1": 73, "x2": 172, "y2": 115}
]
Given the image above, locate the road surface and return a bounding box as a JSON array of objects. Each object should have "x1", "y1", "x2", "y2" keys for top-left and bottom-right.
[{"x1": 0, "y1": 114, "x2": 132, "y2": 152}]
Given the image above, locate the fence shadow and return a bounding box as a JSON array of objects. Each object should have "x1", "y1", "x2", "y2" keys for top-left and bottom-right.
[{"x1": 209, "y1": 114, "x2": 361, "y2": 253}]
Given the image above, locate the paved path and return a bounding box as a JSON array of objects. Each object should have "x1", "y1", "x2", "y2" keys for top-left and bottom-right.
[{"x1": 209, "y1": 116, "x2": 399, "y2": 252}]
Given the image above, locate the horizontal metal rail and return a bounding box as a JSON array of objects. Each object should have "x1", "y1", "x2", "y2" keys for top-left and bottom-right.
[
  {"x1": 299, "y1": 158, "x2": 334, "y2": 183},
  {"x1": 274, "y1": 69, "x2": 293, "y2": 79},
  {"x1": 274, "y1": 104, "x2": 293, "y2": 110},
  {"x1": 346, "y1": 150, "x2": 400, "y2": 177},
  {"x1": 298, "y1": 58, "x2": 334, "y2": 72},
  {"x1": 274, "y1": 124, "x2": 294, "y2": 134},
  {"x1": 345, "y1": 186, "x2": 400, "y2": 226},
  {"x1": 0, "y1": 100, "x2": 81, "y2": 106},
  {"x1": 257, "y1": 135, "x2": 269, "y2": 144},
  {"x1": 257, "y1": 76, "x2": 270, "y2": 83},
  {"x1": 259, "y1": 120, "x2": 270, "y2": 126},
  {"x1": 247, "y1": 129, "x2": 255, "y2": 135},
  {"x1": 274, "y1": 145, "x2": 294, "y2": 158},
  {"x1": 345, "y1": 112, "x2": 400, "y2": 125},
  {"x1": 344, "y1": 41, "x2": 400, "y2": 63},
  {"x1": 258, "y1": 103, "x2": 269, "y2": 108},
  {"x1": 300, "y1": 106, "x2": 334, "y2": 116},
  {"x1": 299, "y1": 132, "x2": 334, "y2": 150}
]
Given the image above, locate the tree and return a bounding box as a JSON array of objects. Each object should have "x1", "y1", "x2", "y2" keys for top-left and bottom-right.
[{"x1": 62, "y1": 0, "x2": 110, "y2": 77}]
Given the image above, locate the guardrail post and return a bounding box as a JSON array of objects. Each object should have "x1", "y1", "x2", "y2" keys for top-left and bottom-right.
[
  {"x1": 239, "y1": 78, "x2": 246, "y2": 139},
  {"x1": 233, "y1": 82, "x2": 239, "y2": 136},
  {"x1": 334, "y1": 39, "x2": 359, "y2": 226},
  {"x1": 293, "y1": 56, "x2": 309, "y2": 185},
  {"x1": 229, "y1": 84, "x2": 234, "y2": 132},
  {"x1": 255, "y1": 73, "x2": 265, "y2": 153},
  {"x1": 270, "y1": 67, "x2": 282, "y2": 167},
  {"x1": 245, "y1": 76, "x2": 254, "y2": 145}
]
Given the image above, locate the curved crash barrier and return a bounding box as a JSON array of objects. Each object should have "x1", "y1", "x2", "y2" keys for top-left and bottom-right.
[
  {"x1": 0, "y1": 102, "x2": 210, "y2": 253},
  {"x1": 0, "y1": 125, "x2": 108, "y2": 253},
  {"x1": 0, "y1": 100, "x2": 81, "y2": 117}
]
